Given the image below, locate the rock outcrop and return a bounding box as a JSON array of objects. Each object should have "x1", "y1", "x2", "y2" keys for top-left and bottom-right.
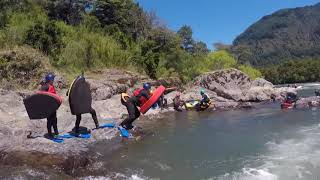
[{"x1": 189, "y1": 68, "x2": 291, "y2": 104}]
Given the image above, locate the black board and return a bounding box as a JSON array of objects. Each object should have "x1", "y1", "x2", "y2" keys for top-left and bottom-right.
[
  {"x1": 23, "y1": 92, "x2": 61, "y2": 120},
  {"x1": 69, "y1": 77, "x2": 92, "y2": 115}
]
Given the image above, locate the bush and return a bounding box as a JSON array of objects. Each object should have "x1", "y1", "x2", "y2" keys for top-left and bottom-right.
[
  {"x1": 57, "y1": 26, "x2": 133, "y2": 73},
  {"x1": 24, "y1": 20, "x2": 64, "y2": 58},
  {"x1": 205, "y1": 50, "x2": 237, "y2": 70},
  {"x1": 237, "y1": 64, "x2": 262, "y2": 80},
  {"x1": 0, "y1": 46, "x2": 49, "y2": 89},
  {"x1": 0, "y1": 4, "x2": 47, "y2": 48}
]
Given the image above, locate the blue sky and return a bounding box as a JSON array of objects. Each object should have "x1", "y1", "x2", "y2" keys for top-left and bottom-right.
[{"x1": 136, "y1": 0, "x2": 319, "y2": 49}]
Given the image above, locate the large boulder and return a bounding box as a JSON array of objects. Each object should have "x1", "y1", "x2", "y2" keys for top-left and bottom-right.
[
  {"x1": 192, "y1": 68, "x2": 294, "y2": 102},
  {"x1": 193, "y1": 69, "x2": 250, "y2": 101},
  {"x1": 251, "y1": 78, "x2": 274, "y2": 88}
]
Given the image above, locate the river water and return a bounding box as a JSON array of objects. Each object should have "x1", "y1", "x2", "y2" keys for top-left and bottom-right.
[{"x1": 3, "y1": 83, "x2": 320, "y2": 180}]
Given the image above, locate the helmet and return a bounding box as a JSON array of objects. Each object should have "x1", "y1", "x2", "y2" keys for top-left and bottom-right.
[
  {"x1": 143, "y1": 83, "x2": 151, "y2": 90},
  {"x1": 45, "y1": 73, "x2": 55, "y2": 83},
  {"x1": 200, "y1": 89, "x2": 205, "y2": 95}
]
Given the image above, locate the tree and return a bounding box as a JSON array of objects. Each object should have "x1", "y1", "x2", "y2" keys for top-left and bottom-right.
[
  {"x1": 206, "y1": 50, "x2": 237, "y2": 70},
  {"x1": 177, "y1": 25, "x2": 194, "y2": 52},
  {"x1": 192, "y1": 41, "x2": 210, "y2": 55}
]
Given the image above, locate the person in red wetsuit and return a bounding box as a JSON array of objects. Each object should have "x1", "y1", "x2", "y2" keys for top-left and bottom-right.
[
  {"x1": 40, "y1": 73, "x2": 59, "y2": 138},
  {"x1": 120, "y1": 83, "x2": 151, "y2": 130}
]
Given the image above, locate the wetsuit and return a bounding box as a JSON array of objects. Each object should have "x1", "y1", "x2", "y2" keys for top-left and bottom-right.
[
  {"x1": 200, "y1": 93, "x2": 210, "y2": 105},
  {"x1": 75, "y1": 108, "x2": 99, "y2": 134},
  {"x1": 40, "y1": 83, "x2": 58, "y2": 137},
  {"x1": 173, "y1": 96, "x2": 183, "y2": 112},
  {"x1": 196, "y1": 93, "x2": 210, "y2": 111},
  {"x1": 120, "y1": 89, "x2": 150, "y2": 130},
  {"x1": 158, "y1": 94, "x2": 168, "y2": 109}
]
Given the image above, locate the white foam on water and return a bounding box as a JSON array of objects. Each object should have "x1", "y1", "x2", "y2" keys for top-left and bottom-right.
[
  {"x1": 80, "y1": 176, "x2": 112, "y2": 180},
  {"x1": 81, "y1": 172, "x2": 158, "y2": 180},
  {"x1": 213, "y1": 168, "x2": 277, "y2": 180},
  {"x1": 216, "y1": 123, "x2": 320, "y2": 180}
]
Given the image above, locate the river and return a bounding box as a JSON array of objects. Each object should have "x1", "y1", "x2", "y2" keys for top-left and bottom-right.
[{"x1": 2, "y1": 83, "x2": 320, "y2": 180}]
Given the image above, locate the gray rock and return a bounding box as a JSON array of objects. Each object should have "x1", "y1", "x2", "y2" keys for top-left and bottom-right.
[
  {"x1": 295, "y1": 96, "x2": 320, "y2": 108},
  {"x1": 193, "y1": 69, "x2": 251, "y2": 101},
  {"x1": 251, "y1": 78, "x2": 274, "y2": 88}
]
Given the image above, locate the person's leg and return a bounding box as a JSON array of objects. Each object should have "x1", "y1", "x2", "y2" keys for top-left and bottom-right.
[
  {"x1": 90, "y1": 108, "x2": 99, "y2": 128},
  {"x1": 158, "y1": 95, "x2": 164, "y2": 109},
  {"x1": 47, "y1": 117, "x2": 53, "y2": 137},
  {"x1": 75, "y1": 114, "x2": 81, "y2": 134},
  {"x1": 120, "y1": 102, "x2": 138, "y2": 130},
  {"x1": 52, "y1": 112, "x2": 59, "y2": 135},
  {"x1": 127, "y1": 106, "x2": 140, "y2": 128}
]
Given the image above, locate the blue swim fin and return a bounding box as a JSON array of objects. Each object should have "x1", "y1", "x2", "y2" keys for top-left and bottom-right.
[
  {"x1": 59, "y1": 133, "x2": 91, "y2": 139},
  {"x1": 78, "y1": 133, "x2": 91, "y2": 139},
  {"x1": 58, "y1": 134, "x2": 74, "y2": 139},
  {"x1": 118, "y1": 126, "x2": 130, "y2": 138},
  {"x1": 98, "y1": 123, "x2": 115, "y2": 129},
  {"x1": 50, "y1": 137, "x2": 64, "y2": 143}
]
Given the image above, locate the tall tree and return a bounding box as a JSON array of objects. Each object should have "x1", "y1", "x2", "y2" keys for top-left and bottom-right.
[{"x1": 177, "y1": 25, "x2": 194, "y2": 53}]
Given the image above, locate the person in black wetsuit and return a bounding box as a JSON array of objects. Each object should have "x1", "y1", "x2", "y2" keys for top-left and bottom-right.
[
  {"x1": 66, "y1": 75, "x2": 100, "y2": 135},
  {"x1": 196, "y1": 89, "x2": 211, "y2": 111},
  {"x1": 40, "y1": 73, "x2": 60, "y2": 138},
  {"x1": 120, "y1": 83, "x2": 151, "y2": 130},
  {"x1": 173, "y1": 92, "x2": 184, "y2": 112}
]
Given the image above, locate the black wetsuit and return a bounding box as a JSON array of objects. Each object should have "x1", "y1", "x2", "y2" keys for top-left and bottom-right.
[
  {"x1": 75, "y1": 108, "x2": 99, "y2": 134},
  {"x1": 200, "y1": 93, "x2": 210, "y2": 105},
  {"x1": 40, "y1": 84, "x2": 58, "y2": 137},
  {"x1": 120, "y1": 89, "x2": 150, "y2": 130}
]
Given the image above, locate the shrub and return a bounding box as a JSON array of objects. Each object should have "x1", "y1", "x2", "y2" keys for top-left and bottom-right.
[
  {"x1": 24, "y1": 20, "x2": 64, "y2": 58},
  {"x1": 237, "y1": 64, "x2": 262, "y2": 80}
]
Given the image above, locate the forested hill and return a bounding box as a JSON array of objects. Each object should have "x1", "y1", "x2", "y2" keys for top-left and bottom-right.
[{"x1": 231, "y1": 3, "x2": 320, "y2": 66}]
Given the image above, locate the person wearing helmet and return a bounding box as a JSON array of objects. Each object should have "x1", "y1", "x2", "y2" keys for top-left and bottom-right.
[
  {"x1": 40, "y1": 73, "x2": 60, "y2": 138},
  {"x1": 198, "y1": 89, "x2": 211, "y2": 110},
  {"x1": 120, "y1": 83, "x2": 152, "y2": 130},
  {"x1": 66, "y1": 75, "x2": 100, "y2": 135},
  {"x1": 173, "y1": 91, "x2": 184, "y2": 112}
]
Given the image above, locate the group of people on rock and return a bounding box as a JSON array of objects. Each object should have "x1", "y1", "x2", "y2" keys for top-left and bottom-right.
[{"x1": 36, "y1": 73, "x2": 213, "y2": 139}]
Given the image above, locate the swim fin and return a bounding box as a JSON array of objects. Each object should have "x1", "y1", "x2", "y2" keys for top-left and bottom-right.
[
  {"x1": 98, "y1": 123, "x2": 115, "y2": 129},
  {"x1": 118, "y1": 126, "x2": 130, "y2": 138},
  {"x1": 59, "y1": 133, "x2": 91, "y2": 139}
]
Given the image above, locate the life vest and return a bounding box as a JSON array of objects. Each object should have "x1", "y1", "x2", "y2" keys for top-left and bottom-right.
[
  {"x1": 133, "y1": 88, "x2": 148, "y2": 106},
  {"x1": 48, "y1": 84, "x2": 56, "y2": 94}
]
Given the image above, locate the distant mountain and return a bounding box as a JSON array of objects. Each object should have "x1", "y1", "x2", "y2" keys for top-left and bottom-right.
[{"x1": 231, "y1": 3, "x2": 320, "y2": 66}]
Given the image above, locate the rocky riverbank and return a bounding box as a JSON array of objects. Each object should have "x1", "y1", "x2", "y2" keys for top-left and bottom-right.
[{"x1": 0, "y1": 68, "x2": 295, "y2": 173}]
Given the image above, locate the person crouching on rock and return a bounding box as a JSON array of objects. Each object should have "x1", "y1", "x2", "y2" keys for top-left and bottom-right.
[
  {"x1": 197, "y1": 89, "x2": 211, "y2": 111},
  {"x1": 173, "y1": 92, "x2": 184, "y2": 112},
  {"x1": 120, "y1": 83, "x2": 151, "y2": 130},
  {"x1": 40, "y1": 73, "x2": 60, "y2": 138}
]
